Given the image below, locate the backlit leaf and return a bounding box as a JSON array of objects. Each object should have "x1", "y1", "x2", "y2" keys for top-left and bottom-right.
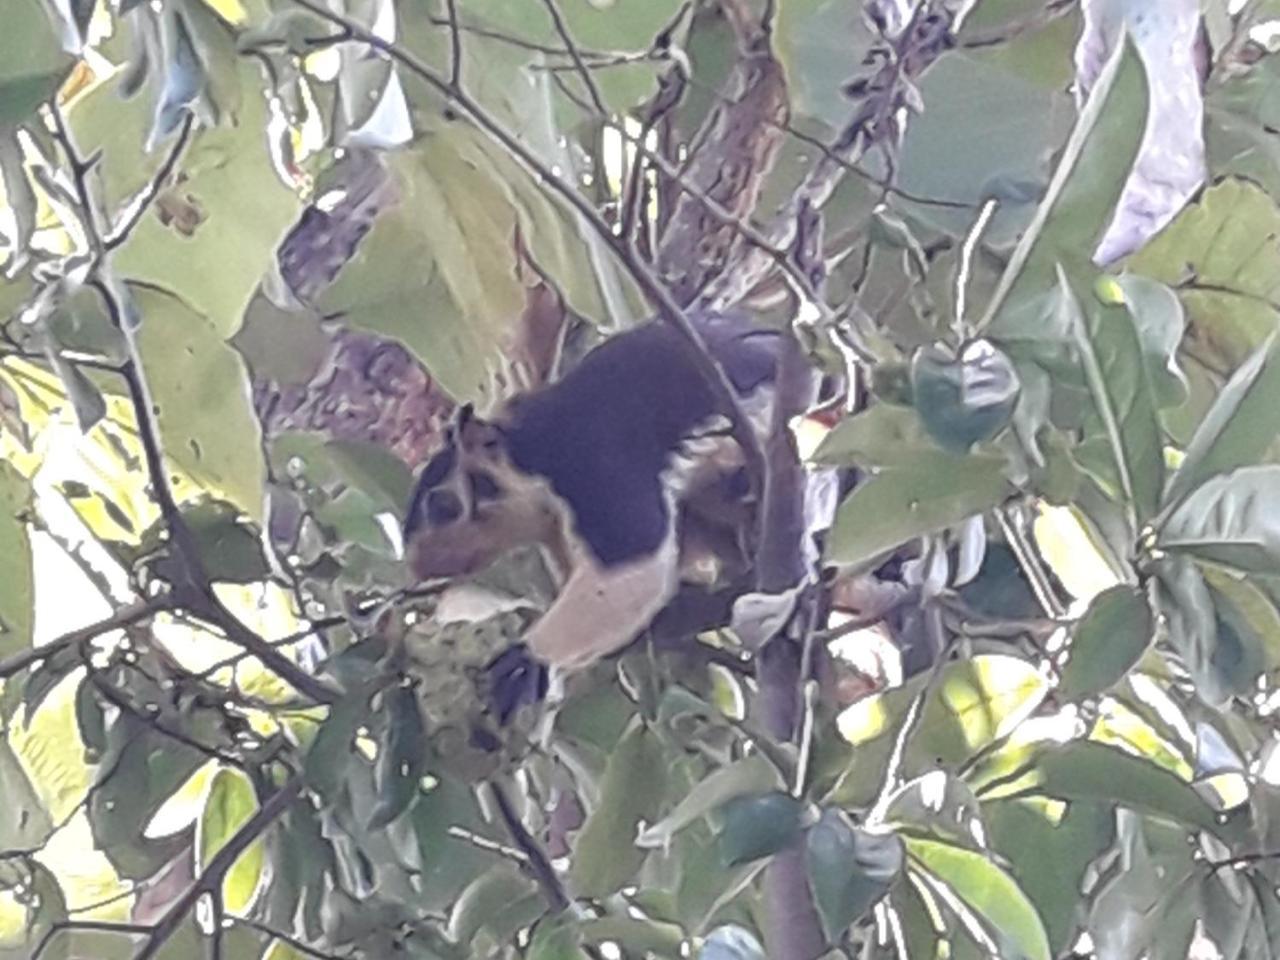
[
  {"x1": 197, "y1": 768, "x2": 265, "y2": 915},
  {"x1": 907, "y1": 837, "x2": 1050, "y2": 960},
  {"x1": 0, "y1": 462, "x2": 33, "y2": 661}
]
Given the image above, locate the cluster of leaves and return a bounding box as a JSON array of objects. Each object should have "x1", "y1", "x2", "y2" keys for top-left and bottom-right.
[{"x1": 4, "y1": 1, "x2": 1280, "y2": 960}]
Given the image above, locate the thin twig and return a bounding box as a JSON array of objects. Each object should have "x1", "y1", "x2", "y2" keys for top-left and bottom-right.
[
  {"x1": 996, "y1": 505, "x2": 1066, "y2": 619},
  {"x1": 953, "y1": 196, "x2": 998, "y2": 341},
  {"x1": 443, "y1": 0, "x2": 462, "y2": 88},
  {"x1": 539, "y1": 0, "x2": 608, "y2": 116},
  {"x1": 192, "y1": 615, "x2": 346, "y2": 680},
  {"x1": 447, "y1": 825, "x2": 530, "y2": 863},
  {"x1": 961, "y1": 0, "x2": 1079, "y2": 49},
  {"x1": 32, "y1": 921, "x2": 153, "y2": 960},
  {"x1": 0, "y1": 597, "x2": 165, "y2": 679},
  {"x1": 286, "y1": 0, "x2": 767, "y2": 503},
  {"x1": 487, "y1": 780, "x2": 569, "y2": 914},
  {"x1": 46, "y1": 96, "x2": 338, "y2": 706},
  {"x1": 230, "y1": 918, "x2": 349, "y2": 960},
  {"x1": 105, "y1": 113, "x2": 195, "y2": 251},
  {"x1": 86, "y1": 662, "x2": 250, "y2": 771}
]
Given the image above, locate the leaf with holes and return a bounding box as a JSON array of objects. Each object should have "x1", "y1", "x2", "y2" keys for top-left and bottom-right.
[
  {"x1": 133, "y1": 285, "x2": 267, "y2": 523},
  {"x1": 368, "y1": 686, "x2": 428, "y2": 829}
]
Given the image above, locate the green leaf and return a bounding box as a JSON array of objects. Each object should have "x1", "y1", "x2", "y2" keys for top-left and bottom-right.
[
  {"x1": 367, "y1": 685, "x2": 427, "y2": 829},
  {"x1": 907, "y1": 837, "x2": 1050, "y2": 960},
  {"x1": 1154, "y1": 555, "x2": 1240, "y2": 707},
  {"x1": 529, "y1": 914, "x2": 590, "y2": 960},
  {"x1": 1128, "y1": 179, "x2": 1280, "y2": 373},
  {"x1": 1034, "y1": 740, "x2": 1221, "y2": 833},
  {"x1": 986, "y1": 799, "x2": 1113, "y2": 955},
  {"x1": 1061, "y1": 268, "x2": 1164, "y2": 525},
  {"x1": 448, "y1": 865, "x2": 541, "y2": 947},
  {"x1": 114, "y1": 60, "x2": 302, "y2": 337},
  {"x1": 198, "y1": 768, "x2": 265, "y2": 915},
  {"x1": 911, "y1": 340, "x2": 1021, "y2": 453},
  {"x1": 1158, "y1": 466, "x2": 1280, "y2": 572},
  {"x1": 261, "y1": 940, "x2": 308, "y2": 960},
  {"x1": 1059, "y1": 585, "x2": 1154, "y2": 700},
  {"x1": 47, "y1": 351, "x2": 107, "y2": 433},
  {"x1": 1163, "y1": 334, "x2": 1280, "y2": 511},
  {"x1": 136, "y1": 499, "x2": 269, "y2": 583},
  {"x1": 570, "y1": 719, "x2": 668, "y2": 899},
  {"x1": 1203, "y1": 566, "x2": 1280, "y2": 672},
  {"x1": 0, "y1": 0, "x2": 74, "y2": 127},
  {"x1": 637, "y1": 754, "x2": 782, "y2": 849},
  {"x1": 90, "y1": 715, "x2": 206, "y2": 880},
  {"x1": 810, "y1": 403, "x2": 936, "y2": 468},
  {"x1": 806, "y1": 811, "x2": 902, "y2": 942},
  {"x1": 458, "y1": 0, "x2": 686, "y2": 115},
  {"x1": 716, "y1": 791, "x2": 806, "y2": 867},
  {"x1": 980, "y1": 38, "x2": 1148, "y2": 328},
  {"x1": 0, "y1": 735, "x2": 52, "y2": 851},
  {"x1": 303, "y1": 686, "x2": 375, "y2": 801},
  {"x1": 133, "y1": 284, "x2": 267, "y2": 523},
  {"x1": 891, "y1": 49, "x2": 1067, "y2": 240},
  {"x1": 73, "y1": 676, "x2": 107, "y2": 761},
  {"x1": 825, "y1": 453, "x2": 1010, "y2": 568},
  {"x1": 0, "y1": 461, "x2": 33, "y2": 660},
  {"x1": 1109, "y1": 273, "x2": 1189, "y2": 409},
  {"x1": 1086, "y1": 811, "x2": 1195, "y2": 960},
  {"x1": 775, "y1": 0, "x2": 878, "y2": 127},
  {"x1": 323, "y1": 440, "x2": 414, "y2": 516}
]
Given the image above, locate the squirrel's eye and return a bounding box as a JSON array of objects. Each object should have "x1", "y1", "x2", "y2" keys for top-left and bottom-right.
[{"x1": 425, "y1": 490, "x2": 464, "y2": 525}]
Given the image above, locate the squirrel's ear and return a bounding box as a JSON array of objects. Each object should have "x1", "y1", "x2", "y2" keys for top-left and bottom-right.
[{"x1": 456, "y1": 402, "x2": 475, "y2": 430}]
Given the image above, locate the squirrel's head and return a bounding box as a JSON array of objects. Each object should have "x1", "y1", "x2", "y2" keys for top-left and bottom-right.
[{"x1": 402, "y1": 404, "x2": 563, "y2": 580}]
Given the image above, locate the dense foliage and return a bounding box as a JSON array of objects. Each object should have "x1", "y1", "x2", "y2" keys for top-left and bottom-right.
[{"x1": 4, "y1": 1, "x2": 1280, "y2": 959}]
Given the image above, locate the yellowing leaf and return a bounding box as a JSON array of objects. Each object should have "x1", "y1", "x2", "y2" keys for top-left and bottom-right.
[
  {"x1": 1032, "y1": 504, "x2": 1123, "y2": 609},
  {"x1": 197, "y1": 768, "x2": 265, "y2": 915}
]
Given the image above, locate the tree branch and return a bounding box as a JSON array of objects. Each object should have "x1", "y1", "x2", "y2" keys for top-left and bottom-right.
[
  {"x1": 538, "y1": 0, "x2": 608, "y2": 116},
  {"x1": 132, "y1": 775, "x2": 304, "y2": 960},
  {"x1": 0, "y1": 598, "x2": 166, "y2": 680},
  {"x1": 104, "y1": 112, "x2": 195, "y2": 251},
  {"x1": 285, "y1": 0, "x2": 768, "y2": 503},
  {"x1": 46, "y1": 96, "x2": 339, "y2": 706},
  {"x1": 487, "y1": 780, "x2": 569, "y2": 914}
]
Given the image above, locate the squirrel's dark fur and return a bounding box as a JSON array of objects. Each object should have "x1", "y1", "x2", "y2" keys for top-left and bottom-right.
[{"x1": 402, "y1": 311, "x2": 782, "y2": 680}]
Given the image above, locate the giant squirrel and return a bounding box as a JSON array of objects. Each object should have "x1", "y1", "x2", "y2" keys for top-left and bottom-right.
[{"x1": 401, "y1": 311, "x2": 791, "y2": 683}]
